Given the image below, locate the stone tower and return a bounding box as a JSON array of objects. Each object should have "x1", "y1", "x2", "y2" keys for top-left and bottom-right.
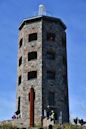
[{"x1": 16, "y1": 14, "x2": 69, "y2": 128}]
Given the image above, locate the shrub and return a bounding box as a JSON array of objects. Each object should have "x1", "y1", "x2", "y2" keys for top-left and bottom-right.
[{"x1": 0, "y1": 123, "x2": 17, "y2": 129}]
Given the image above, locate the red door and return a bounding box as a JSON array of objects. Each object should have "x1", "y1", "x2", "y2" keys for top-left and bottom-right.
[{"x1": 28, "y1": 88, "x2": 35, "y2": 127}]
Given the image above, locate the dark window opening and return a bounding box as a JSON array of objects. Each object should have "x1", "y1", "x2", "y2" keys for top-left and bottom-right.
[
  {"x1": 62, "y1": 37, "x2": 66, "y2": 48},
  {"x1": 47, "y1": 33, "x2": 55, "y2": 41},
  {"x1": 47, "y1": 51, "x2": 55, "y2": 60},
  {"x1": 19, "y1": 38, "x2": 23, "y2": 48},
  {"x1": 18, "y1": 96, "x2": 20, "y2": 111},
  {"x1": 15, "y1": 96, "x2": 20, "y2": 115},
  {"x1": 18, "y1": 76, "x2": 21, "y2": 85},
  {"x1": 63, "y1": 56, "x2": 67, "y2": 65},
  {"x1": 64, "y1": 90, "x2": 68, "y2": 105},
  {"x1": 47, "y1": 71, "x2": 55, "y2": 79},
  {"x1": 64, "y1": 94, "x2": 68, "y2": 104},
  {"x1": 19, "y1": 57, "x2": 22, "y2": 66},
  {"x1": 48, "y1": 92, "x2": 55, "y2": 106},
  {"x1": 28, "y1": 51, "x2": 37, "y2": 61},
  {"x1": 29, "y1": 33, "x2": 37, "y2": 42},
  {"x1": 62, "y1": 32, "x2": 66, "y2": 48},
  {"x1": 28, "y1": 71, "x2": 37, "y2": 80}
]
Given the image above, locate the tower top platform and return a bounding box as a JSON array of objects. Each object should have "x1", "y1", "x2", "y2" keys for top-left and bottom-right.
[{"x1": 19, "y1": 15, "x2": 66, "y2": 30}]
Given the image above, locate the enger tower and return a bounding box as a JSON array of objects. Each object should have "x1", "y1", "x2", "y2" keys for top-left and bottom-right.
[{"x1": 16, "y1": 5, "x2": 69, "y2": 128}]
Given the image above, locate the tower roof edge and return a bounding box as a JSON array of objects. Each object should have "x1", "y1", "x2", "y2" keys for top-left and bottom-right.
[{"x1": 19, "y1": 15, "x2": 66, "y2": 30}]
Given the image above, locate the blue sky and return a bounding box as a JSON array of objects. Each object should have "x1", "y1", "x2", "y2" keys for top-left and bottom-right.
[{"x1": 0, "y1": 0, "x2": 86, "y2": 121}]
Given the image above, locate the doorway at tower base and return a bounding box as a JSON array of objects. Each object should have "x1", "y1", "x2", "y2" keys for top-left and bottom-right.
[{"x1": 29, "y1": 87, "x2": 35, "y2": 127}]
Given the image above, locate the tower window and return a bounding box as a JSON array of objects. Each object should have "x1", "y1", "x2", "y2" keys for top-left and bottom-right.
[
  {"x1": 63, "y1": 56, "x2": 67, "y2": 65},
  {"x1": 15, "y1": 96, "x2": 20, "y2": 115},
  {"x1": 62, "y1": 36, "x2": 66, "y2": 48},
  {"x1": 18, "y1": 76, "x2": 21, "y2": 85},
  {"x1": 64, "y1": 90, "x2": 68, "y2": 104},
  {"x1": 48, "y1": 92, "x2": 55, "y2": 106},
  {"x1": 47, "y1": 33, "x2": 55, "y2": 41},
  {"x1": 47, "y1": 51, "x2": 55, "y2": 60},
  {"x1": 28, "y1": 51, "x2": 37, "y2": 61},
  {"x1": 19, "y1": 57, "x2": 22, "y2": 66},
  {"x1": 19, "y1": 38, "x2": 23, "y2": 48},
  {"x1": 47, "y1": 71, "x2": 56, "y2": 79},
  {"x1": 28, "y1": 33, "x2": 37, "y2": 42},
  {"x1": 62, "y1": 38, "x2": 66, "y2": 48},
  {"x1": 18, "y1": 96, "x2": 20, "y2": 112},
  {"x1": 28, "y1": 71, "x2": 37, "y2": 80}
]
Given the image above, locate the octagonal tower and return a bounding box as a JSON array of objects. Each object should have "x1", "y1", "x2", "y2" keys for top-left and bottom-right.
[{"x1": 16, "y1": 15, "x2": 69, "y2": 128}]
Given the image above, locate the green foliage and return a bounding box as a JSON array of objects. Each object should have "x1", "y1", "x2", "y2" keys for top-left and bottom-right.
[
  {"x1": 53, "y1": 124, "x2": 86, "y2": 129},
  {"x1": 0, "y1": 123, "x2": 86, "y2": 129},
  {"x1": 0, "y1": 123, "x2": 17, "y2": 129}
]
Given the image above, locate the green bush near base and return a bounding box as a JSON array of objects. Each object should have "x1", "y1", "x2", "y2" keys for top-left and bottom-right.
[
  {"x1": 0, "y1": 123, "x2": 17, "y2": 129},
  {"x1": 0, "y1": 123, "x2": 86, "y2": 129},
  {"x1": 53, "y1": 124, "x2": 86, "y2": 129}
]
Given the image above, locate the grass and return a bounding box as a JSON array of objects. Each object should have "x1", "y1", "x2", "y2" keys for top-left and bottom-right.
[
  {"x1": 0, "y1": 123, "x2": 86, "y2": 129},
  {"x1": 0, "y1": 123, "x2": 17, "y2": 129}
]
